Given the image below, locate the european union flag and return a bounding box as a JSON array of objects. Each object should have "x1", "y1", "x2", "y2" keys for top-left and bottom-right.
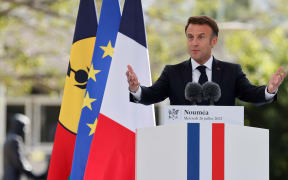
[{"x1": 69, "y1": 0, "x2": 121, "y2": 179}]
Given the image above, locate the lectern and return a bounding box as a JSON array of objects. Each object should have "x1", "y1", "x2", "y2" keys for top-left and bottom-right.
[{"x1": 136, "y1": 108, "x2": 269, "y2": 180}]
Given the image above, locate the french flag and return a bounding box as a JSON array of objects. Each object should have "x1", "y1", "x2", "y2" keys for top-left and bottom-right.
[
  {"x1": 83, "y1": 0, "x2": 155, "y2": 178},
  {"x1": 188, "y1": 123, "x2": 224, "y2": 180}
]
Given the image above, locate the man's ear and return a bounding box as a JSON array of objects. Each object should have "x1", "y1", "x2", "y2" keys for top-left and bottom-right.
[{"x1": 211, "y1": 36, "x2": 218, "y2": 48}]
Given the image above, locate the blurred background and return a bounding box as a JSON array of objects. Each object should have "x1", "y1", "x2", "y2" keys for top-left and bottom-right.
[{"x1": 0, "y1": 0, "x2": 288, "y2": 179}]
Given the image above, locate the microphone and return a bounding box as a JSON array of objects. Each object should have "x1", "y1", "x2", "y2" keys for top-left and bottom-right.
[
  {"x1": 202, "y1": 81, "x2": 221, "y2": 105},
  {"x1": 185, "y1": 82, "x2": 203, "y2": 105}
]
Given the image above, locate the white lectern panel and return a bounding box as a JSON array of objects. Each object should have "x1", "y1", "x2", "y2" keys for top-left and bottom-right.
[
  {"x1": 136, "y1": 124, "x2": 187, "y2": 180},
  {"x1": 225, "y1": 125, "x2": 269, "y2": 180}
]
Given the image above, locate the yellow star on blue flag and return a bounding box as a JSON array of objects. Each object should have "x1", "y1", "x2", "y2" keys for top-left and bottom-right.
[
  {"x1": 82, "y1": 92, "x2": 96, "y2": 110},
  {"x1": 88, "y1": 63, "x2": 101, "y2": 82},
  {"x1": 100, "y1": 41, "x2": 114, "y2": 59},
  {"x1": 87, "y1": 118, "x2": 98, "y2": 136}
]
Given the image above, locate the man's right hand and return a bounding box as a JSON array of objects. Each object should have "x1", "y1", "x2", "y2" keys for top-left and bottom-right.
[{"x1": 126, "y1": 65, "x2": 140, "y2": 93}]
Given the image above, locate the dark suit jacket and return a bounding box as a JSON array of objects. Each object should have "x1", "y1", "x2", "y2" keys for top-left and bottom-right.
[{"x1": 132, "y1": 58, "x2": 273, "y2": 106}]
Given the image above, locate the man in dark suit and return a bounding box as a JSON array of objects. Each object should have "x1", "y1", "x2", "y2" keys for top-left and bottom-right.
[{"x1": 126, "y1": 16, "x2": 287, "y2": 106}]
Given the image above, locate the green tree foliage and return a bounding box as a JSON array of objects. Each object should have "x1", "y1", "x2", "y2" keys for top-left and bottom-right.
[
  {"x1": 222, "y1": 2, "x2": 288, "y2": 179},
  {"x1": 0, "y1": 0, "x2": 111, "y2": 96},
  {"x1": 0, "y1": 0, "x2": 76, "y2": 96},
  {"x1": 225, "y1": 27, "x2": 288, "y2": 180},
  {"x1": 145, "y1": 0, "x2": 189, "y2": 80}
]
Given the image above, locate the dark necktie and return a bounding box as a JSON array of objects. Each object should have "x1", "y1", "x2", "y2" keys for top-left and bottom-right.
[
  {"x1": 196, "y1": 65, "x2": 209, "y2": 105},
  {"x1": 197, "y1": 65, "x2": 208, "y2": 85}
]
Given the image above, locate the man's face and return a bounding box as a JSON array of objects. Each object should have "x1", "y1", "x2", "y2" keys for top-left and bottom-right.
[{"x1": 186, "y1": 24, "x2": 218, "y2": 64}]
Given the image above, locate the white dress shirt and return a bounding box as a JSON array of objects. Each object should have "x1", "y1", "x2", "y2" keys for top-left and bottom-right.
[{"x1": 191, "y1": 56, "x2": 213, "y2": 82}]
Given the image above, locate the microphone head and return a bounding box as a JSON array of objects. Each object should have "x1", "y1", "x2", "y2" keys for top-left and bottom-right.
[
  {"x1": 202, "y1": 81, "x2": 221, "y2": 103},
  {"x1": 185, "y1": 82, "x2": 203, "y2": 104}
]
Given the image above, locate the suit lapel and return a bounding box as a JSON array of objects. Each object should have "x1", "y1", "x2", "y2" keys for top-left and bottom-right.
[
  {"x1": 181, "y1": 59, "x2": 192, "y2": 86},
  {"x1": 212, "y1": 57, "x2": 222, "y2": 85},
  {"x1": 180, "y1": 59, "x2": 192, "y2": 105}
]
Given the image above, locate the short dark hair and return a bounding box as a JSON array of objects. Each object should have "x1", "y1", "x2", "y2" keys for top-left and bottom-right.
[{"x1": 185, "y1": 16, "x2": 219, "y2": 37}]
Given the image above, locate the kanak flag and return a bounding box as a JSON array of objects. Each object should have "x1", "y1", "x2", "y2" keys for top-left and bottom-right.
[
  {"x1": 83, "y1": 0, "x2": 155, "y2": 178},
  {"x1": 47, "y1": 0, "x2": 97, "y2": 179}
]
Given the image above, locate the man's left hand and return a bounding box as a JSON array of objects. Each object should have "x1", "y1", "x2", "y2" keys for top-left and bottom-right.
[{"x1": 267, "y1": 66, "x2": 288, "y2": 93}]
